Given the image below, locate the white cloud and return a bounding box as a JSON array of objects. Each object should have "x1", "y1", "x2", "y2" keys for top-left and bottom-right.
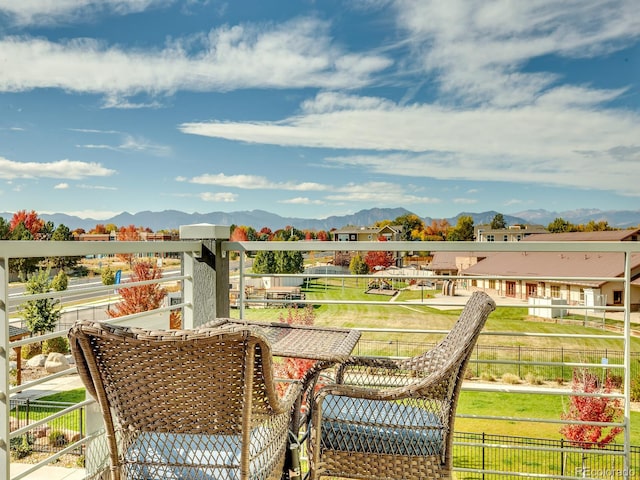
[
  {"x1": 279, "y1": 197, "x2": 325, "y2": 205},
  {"x1": 54, "y1": 183, "x2": 69, "y2": 189},
  {"x1": 394, "y1": 0, "x2": 640, "y2": 107},
  {"x1": 182, "y1": 173, "x2": 441, "y2": 207},
  {"x1": 56, "y1": 209, "x2": 121, "y2": 220},
  {"x1": 0, "y1": 0, "x2": 170, "y2": 26},
  {"x1": 180, "y1": 89, "x2": 640, "y2": 197},
  {"x1": 78, "y1": 184, "x2": 118, "y2": 191},
  {"x1": 0, "y1": 18, "x2": 391, "y2": 101},
  {"x1": 0, "y1": 156, "x2": 116, "y2": 179},
  {"x1": 76, "y1": 134, "x2": 171, "y2": 156},
  {"x1": 199, "y1": 192, "x2": 238, "y2": 202},
  {"x1": 453, "y1": 198, "x2": 477, "y2": 205},
  {"x1": 187, "y1": 173, "x2": 328, "y2": 191}
]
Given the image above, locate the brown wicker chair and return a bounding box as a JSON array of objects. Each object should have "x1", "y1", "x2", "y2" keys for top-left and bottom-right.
[
  {"x1": 308, "y1": 290, "x2": 496, "y2": 480},
  {"x1": 69, "y1": 321, "x2": 302, "y2": 480}
]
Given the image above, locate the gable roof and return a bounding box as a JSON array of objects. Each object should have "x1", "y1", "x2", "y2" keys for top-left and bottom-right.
[
  {"x1": 462, "y1": 251, "x2": 640, "y2": 286},
  {"x1": 523, "y1": 229, "x2": 640, "y2": 242}
]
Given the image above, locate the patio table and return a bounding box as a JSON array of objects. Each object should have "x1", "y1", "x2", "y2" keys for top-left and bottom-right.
[
  {"x1": 216, "y1": 319, "x2": 361, "y2": 362},
  {"x1": 208, "y1": 318, "x2": 361, "y2": 480}
]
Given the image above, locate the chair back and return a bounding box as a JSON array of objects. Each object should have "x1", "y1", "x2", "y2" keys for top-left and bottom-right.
[
  {"x1": 401, "y1": 290, "x2": 495, "y2": 378},
  {"x1": 69, "y1": 321, "x2": 289, "y2": 480}
]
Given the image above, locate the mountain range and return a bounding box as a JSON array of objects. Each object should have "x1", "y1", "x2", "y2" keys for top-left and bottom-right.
[{"x1": 2, "y1": 207, "x2": 640, "y2": 232}]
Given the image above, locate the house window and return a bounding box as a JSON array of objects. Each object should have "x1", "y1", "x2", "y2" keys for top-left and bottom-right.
[
  {"x1": 506, "y1": 281, "x2": 516, "y2": 297},
  {"x1": 503, "y1": 235, "x2": 508, "y2": 242},
  {"x1": 526, "y1": 283, "x2": 537, "y2": 298},
  {"x1": 487, "y1": 234, "x2": 494, "y2": 242},
  {"x1": 550, "y1": 285, "x2": 560, "y2": 298},
  {"x1": 613, "y1": 290, "x2": 623, "y2": 305},
  {"x1": 488, "y1": 279, "x2": 496, "y2": 289}
]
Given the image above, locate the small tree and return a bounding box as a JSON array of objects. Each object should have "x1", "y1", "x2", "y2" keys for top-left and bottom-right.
[
  {"x1": 20, "y1": 269, "x2": 62, "y2": 335},
  {"x1": 364, "y1": 250, "x2": 394, "y2": 271},
  {"x1": 490, "y1": 213, "x2": 507, "y2": 230},
  {"x1": 560, "y1": 369, "x2": 623, "y2": 476},
  {"x1": 107, "y1": 261, "x2": 166, "y2": 318},
  {"x1": 349, "y1": 254, "x2": 369, "y2": 285},
  {"x1": 447, "y1": 215, "x2": 474, "y2": 241},
  {"x1": 101, "y1": 265, "x2": 116, "y2": 286}
]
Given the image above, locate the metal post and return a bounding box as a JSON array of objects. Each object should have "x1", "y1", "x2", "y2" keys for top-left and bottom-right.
[
  {"x1": 0, "y1": 255, "x2": 9, "y2": 480},
  {"x1": 179, "y1": 224, "x2": 231, "y2": 326}
]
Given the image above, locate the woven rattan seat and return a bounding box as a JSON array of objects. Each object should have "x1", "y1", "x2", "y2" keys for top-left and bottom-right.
[
  {"x1": 308, "y1": 290, "x2": 496, "y2": 480},
  {"x1": 69, "y1": 321, "x2": 302, "y2": 480}
]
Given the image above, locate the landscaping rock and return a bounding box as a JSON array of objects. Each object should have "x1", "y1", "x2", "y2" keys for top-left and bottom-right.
[
  {"x1": 26, "y1": 354, "x2": 47, "y2": 368},
  {"x1": 44, "y1": 352, "x2": 69, "y2": 374}
]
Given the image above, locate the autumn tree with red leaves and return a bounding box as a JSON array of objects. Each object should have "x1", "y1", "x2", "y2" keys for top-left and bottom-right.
[
  {"x1": 560, "y1": 369, "x2": 623, "y2": 475},
  {"x1": 116, "y1": 225, "x2": 142, "y2": 267},
  {"x1": 107, "y1": 261, "x2": 167, "y2": 318},
  {"x1": 560, "y1": 369, "x2": 623, "y2": 448},
  {"x1": 364, "y1": 250, "x2": 395, "y2": 271},
  {"x1": 10, "y1": 210, "x2": 45, "y2": 239}
]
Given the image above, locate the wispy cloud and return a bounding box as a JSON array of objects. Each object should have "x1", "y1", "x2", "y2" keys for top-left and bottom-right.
[
  {"x1": 199, "y1": 192, "x2": 238, "y2": 202},
  {"x1": 0, "y1": 156, "x2": 115, "y2": 179},
  {"x1": 78, "y1": 184, "x2": 118, "y2": 191},
  {"x1": 180, "y1": 172, "x2": 440, "y2": 206},
  {"x1": 0, "y1": 0, "x2": 172, "y2": 26},
  {"x1": 0, "y1": 18, "x2": 391, "y2": 104},
  {"x1": 76, "y1": 134, "x2": 171, "y2": 156},
  {"x1": 54, "y1": 183, "x2": 69, "y2": 189},
  {"x1": 394, "y1": 0, "x2": 640, "y2": 107},
  {"x1": 184, "y1": 173, "x2": 328, "y2": 191},
  {"x1": 279, "y1": 197, "x2": 325, "y2": 205}
]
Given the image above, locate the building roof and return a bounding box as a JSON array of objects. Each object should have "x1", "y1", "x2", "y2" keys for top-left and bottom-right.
[
  {"x1": 462, "y1": 251, "x2": 640, "y2": 286},
  {"x1": 523, "y1": 229, "x2": 640, "y2": 242},
  {"x1": 429, "y1": 251, "x2": 490, "y2": 271}
]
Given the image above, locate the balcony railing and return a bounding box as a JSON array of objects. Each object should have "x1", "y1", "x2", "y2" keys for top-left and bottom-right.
[{"x1": 1, "y1": 225, "x2": 638, "y2": 479}]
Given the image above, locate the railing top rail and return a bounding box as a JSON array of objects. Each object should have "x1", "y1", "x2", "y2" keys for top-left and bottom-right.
[
  {"x1": 0, "y1": 240, "x2": 203, "y2": 258},
  {"x1": 224, "y1": 240, "x2": 640, "y2": 253}
]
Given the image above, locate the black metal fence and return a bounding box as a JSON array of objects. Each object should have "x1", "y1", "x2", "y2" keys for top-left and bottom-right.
[
  {"x1": 10, "y1": 399, "x2": 84, "y2": 457},
  {"x1": 355, "y1": 339, "x2": 639, "y2": 383},
  {"x1": 454, "y1": 432, "x2": 639, "y2": 479}
]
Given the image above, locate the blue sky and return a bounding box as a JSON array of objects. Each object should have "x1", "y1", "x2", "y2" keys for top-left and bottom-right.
[{"x1": 0, "y1": 0, "x2": 639, "y2": 222}]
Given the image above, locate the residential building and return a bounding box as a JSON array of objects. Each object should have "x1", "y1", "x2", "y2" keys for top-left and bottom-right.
[{"x1": 475, "y1": 224, "x2": 549, "y2": 242}]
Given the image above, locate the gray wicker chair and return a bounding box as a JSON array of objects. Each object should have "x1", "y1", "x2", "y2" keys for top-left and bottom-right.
[
  {"x1": 308, "y1": 290, "x2": 496, "y2": 480},
  {"x1": 69, "y1": 321, "x2": 302, "y2": 480}
]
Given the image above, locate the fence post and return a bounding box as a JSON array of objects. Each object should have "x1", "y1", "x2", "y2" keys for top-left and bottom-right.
[
  {"x1": 482, "y1": 431, "x2": 486, "y2": 480},
  {"x1": 179, "y1": 224, "x2": 230, "y2": 327}
]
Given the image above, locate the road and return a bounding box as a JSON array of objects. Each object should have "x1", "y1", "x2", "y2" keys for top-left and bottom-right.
[{"x1": 7, "y1": 268, "x2": 181, "y2": 316}]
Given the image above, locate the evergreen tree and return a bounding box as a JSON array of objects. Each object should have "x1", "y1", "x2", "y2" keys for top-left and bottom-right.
[{"x1": 490, "y1": 213, "x2": 507, "y2": 229}]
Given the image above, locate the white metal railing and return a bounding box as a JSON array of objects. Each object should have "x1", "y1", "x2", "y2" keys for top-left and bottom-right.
[
  {"x1": 1, "y1": 234, "x2": 638, "y2": 479},
  {"x1": 1, "y1": 239, "x2": 203, "y2": 480},
  {"x1": 226, "y1": 239, "x2": 639, "y2": 479}
]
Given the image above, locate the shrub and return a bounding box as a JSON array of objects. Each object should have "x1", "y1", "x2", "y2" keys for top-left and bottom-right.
[
  {"x1": 42, "y1": 336, "x2": 69, "y2": 355},
  {"x1": 480, "y1": 372, "x2": 496, "y2": 382},
  {"x1": 21, "y1": 342, "x2": 42, "y2": 360},
  {"x1": 10, "y1": 434, "x2": 33, "y2": 459},
  {"x1": 630, "y1": 377, "x2": 640, "y2": 402},
  {"x1": 501, "y1": 373, "x2": 521, "y2": 384},
  {"x1": 525, "y1": 372, "x2": 544, "y2": 385},
  {"x1": 48, "y1": 430, "x2": 68, "y2": 447}
]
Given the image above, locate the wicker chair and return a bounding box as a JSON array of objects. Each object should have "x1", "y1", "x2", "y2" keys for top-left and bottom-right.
[
  {"x1": 308, "y1": 290, "x2": 496, "y2": 480},
  {"x1": 69, "y1": 321, "x2": 302, "y2": 480}
]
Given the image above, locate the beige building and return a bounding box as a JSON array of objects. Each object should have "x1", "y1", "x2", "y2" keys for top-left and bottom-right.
[{"x1": 461, "y1": 229, "x2": 640, "y2": 310}]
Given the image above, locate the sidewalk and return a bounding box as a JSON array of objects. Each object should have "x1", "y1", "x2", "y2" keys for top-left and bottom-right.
[{"x1": 11, "y1": 463, "x2": 85, "y2": 480}]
